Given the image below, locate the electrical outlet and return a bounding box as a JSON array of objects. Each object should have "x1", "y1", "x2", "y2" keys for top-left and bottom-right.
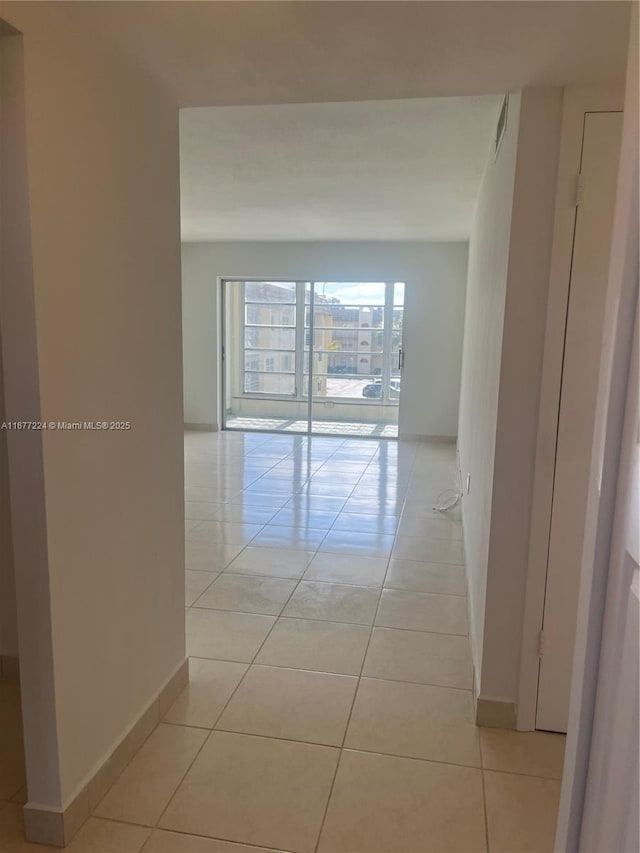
[{"x1": 466, "y1": 473, "x2": 471, "y2": 494}]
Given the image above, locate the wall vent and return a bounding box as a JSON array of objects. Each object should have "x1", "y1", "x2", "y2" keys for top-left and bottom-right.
[{"x1": 494, "y1": 95, "x2": 509, "y2": 161}]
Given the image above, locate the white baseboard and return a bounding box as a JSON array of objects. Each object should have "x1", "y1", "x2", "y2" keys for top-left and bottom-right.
[
  {"x1": 398, "y1": 433, "x2": 457, "y2": 443},
  {"x1": 24, "y1": 658, "x2": 189, "y2": 847},
  {"x1": 184, "y1": 422, "x2": 218, "y2": 432},
  {"x1": 475, "y1": 695, "x2": 518, "y2": 729}
]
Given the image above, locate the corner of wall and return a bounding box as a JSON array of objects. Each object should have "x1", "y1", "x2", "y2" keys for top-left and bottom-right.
[
  {"x1": 24, "y1": 659, "x2": 189, "y2": 847},
  {"x1": 480, "y1": 85, "x2": 564, "y2": 703}
]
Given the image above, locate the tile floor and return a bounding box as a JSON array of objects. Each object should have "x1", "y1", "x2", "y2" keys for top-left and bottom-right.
[
  {"x1": 0, "y1": 430, "x2": 566, "y2": 852},
  {"x1": 224, "y1": 417, "x2": 399, "y2": 438}
]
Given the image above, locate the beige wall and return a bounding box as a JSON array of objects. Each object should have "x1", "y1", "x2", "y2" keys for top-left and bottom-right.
[
  {"x1": 0, "y1": 337, "x2": 17, "y2": 659},
  {"x1": 0, "y1": 33, "x2": 17, "y2": 661},
  {"x1": 0, "y1": 2, "x2": 184, "y2": 812},
  {"x1": 0, "y1": 29, "x2": 59, "y2": 805},
  {"x1": 182, "y1": 241, "x2": 468, "y2": 438},
  {"x1": 458, "y1": 88, "x2": 564, "y2": 705}
]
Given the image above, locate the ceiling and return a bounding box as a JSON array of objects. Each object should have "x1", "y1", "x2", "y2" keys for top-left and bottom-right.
[
  {"x1": 64, "y1": 1, "x2": 630, "y2": 108},
  {"x1": 180, "y1": 95, "x2": 502, "y2": 241},
  {"x1": 57, "y1": 0, "x2": 629, "y2": 242}
]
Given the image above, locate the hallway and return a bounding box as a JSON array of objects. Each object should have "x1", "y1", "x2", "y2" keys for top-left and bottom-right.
[
  {"x1": 107, "y1": 431, "x2": 564, "y2": 852},
  {"x1": 0, "y1": 431, "x2": 565, "y2": 852}
]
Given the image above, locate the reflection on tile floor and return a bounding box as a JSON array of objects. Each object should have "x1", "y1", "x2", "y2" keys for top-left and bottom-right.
[
  {"x1": 0, "y1": 430, "x2": 566, "y2": 852},
  {"x1": 225, "y1": 416, "x2": 399, "y2": 438}
]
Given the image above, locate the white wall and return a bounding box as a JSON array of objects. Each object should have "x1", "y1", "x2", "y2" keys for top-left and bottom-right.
[
  {"x1": 457, "y1": 94, "x2": 521, "y2": 684},
  {"x1": 182, "y1": 241, "x2": 468, "y2": 438},
  {"x1": 0, "y1": 3, "x2": 184, "y2": 814},
  {"x1": 482, "y1": 88, "x2": 563, "y2": 702},
  {"x1": 557, "y1": 14, "x2": 638, "y2": 845},
  {"x1": 458, "y1": 88, "x2": 564, "y2": 706},
  {"x1": 182, "y1": 245, "x2": 220, "y2": 428}
]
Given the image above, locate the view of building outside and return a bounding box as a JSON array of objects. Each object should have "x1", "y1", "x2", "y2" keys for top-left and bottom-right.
[
  {"x1": 243, "y1": 281, "x2": 297, "y2": 395},
  {"x1": 242, "y1": 281, "x2": 403, "y2": 402}
]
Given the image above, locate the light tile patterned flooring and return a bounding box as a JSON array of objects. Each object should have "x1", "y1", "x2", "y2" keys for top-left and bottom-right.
[{"x1": 0, "y1": 430, "x2": 565, "y2": 852}]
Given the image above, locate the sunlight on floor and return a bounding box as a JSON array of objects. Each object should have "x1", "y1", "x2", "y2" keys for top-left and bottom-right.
[{"x1": 225, "y1": 416, "x2": 399, "y2": 438}]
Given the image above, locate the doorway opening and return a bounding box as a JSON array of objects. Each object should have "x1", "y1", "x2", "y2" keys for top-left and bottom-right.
[{"x1": 222, "y1": 280, "x2": 405, "y2": 438}]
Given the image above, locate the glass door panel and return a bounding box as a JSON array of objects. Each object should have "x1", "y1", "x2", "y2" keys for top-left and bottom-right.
[
  {"x1": 223, "y1": 280, "x2": 309, "y2": 432},
  {"x1": 222, "y1": 279, "x2": 404, "y2": 437},
  {"x1": 309, "y1": 283, "x2": 403, "y2": 437}
]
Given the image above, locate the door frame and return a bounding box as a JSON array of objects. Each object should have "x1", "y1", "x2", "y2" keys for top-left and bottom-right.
[
  {"x1": 516, "y1": 85, "x2": 624, "y2": 731},
  {"x1": 556, "y1": 20, "x2": 638, "y2": 843}
]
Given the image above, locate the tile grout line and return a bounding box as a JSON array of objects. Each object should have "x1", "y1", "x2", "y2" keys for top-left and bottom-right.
[
  {"x1": 178, "y1": 553, "x2": 316, "y2": 807},
  {"x1": 480, "y1": 769, "x2": 491, "y2": 852},
  {"x1": 178, "y1": 554, "x2": 324, "y2": 779},
  {"x1": 146, "y1": 724, "x2": 212, "y2": 832},
  {"x1": 184, "y1": 657, "x2": 474, "y2": 694},
  {"x1": 99, "y1": 806, "x2": 292, "y2": 853},
  {"x1": 212, "y1": 610, "x2": 469, "y2": 636},
  {"x1": 154, "y1": 492, "x2": 312, "y2": 837},
  {"x1": 202, "y1": 730, "x2": 485, "y2": 773},
  {"x1": 309, "y1": 452, "x2": 392, "y2": 852},
  {"x1": 152, "y1": 631, "x2": 268, "y2": 835},
  {"x1": 477, "y1": 728, "x2": 490, "y2": 853},
  {"x1": 312, "y1": 487, "x2": 404, "y2": 853},
  {"x1": 93, "y1": 722, "x2": 562, "y2": 838},
  {"x1": 179, "y1": 434, "x2": 481, "y2": 851},
  {"x1": 479, "y1": 766, "x2": 565, "y2": 782},
  {"x1": 187, "y1": 571, "x2": 219, "y2": 608}
]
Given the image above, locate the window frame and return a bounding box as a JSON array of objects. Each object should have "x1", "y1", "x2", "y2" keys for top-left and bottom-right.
[{"x1": 238, "y1": 280, "x2": 403, "y2": 406}]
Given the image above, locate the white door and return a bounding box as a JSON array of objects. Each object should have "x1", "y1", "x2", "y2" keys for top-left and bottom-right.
[
  {"x1": 536, "y1": 112, "x2": 623, "y2": 732},
  {"x1": 579, "y1": 315, "x2": 639, "y2": 851}
]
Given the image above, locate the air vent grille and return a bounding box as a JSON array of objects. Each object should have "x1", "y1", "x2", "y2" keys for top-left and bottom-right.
[{"x1": 495, "y1": 95, "x2": 509, "y2": 160}]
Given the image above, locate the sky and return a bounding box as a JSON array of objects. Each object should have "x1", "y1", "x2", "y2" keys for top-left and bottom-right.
[{"x1": 314, "y1": 282, "x2": 405, "y2": 305}]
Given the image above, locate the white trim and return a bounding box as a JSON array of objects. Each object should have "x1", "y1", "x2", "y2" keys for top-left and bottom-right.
[
  {"x1": 556, "y1": 14, "x2": 638, "y2": 845},
  {"x1": 398, "y1": 432, "x2": 456, "y2": 443},
  {"x1": 184, "y1": 422, "x2": 218, "y2": 432},
  {"x1": 218, "y1": 275, "x2": 226, "y2": 429},
  {"x1": 475, "y1": 696, "x2": 517, "y2": 729},
  {"x1": 517, "y1": 85, "x2": 624, "y2": 732}
]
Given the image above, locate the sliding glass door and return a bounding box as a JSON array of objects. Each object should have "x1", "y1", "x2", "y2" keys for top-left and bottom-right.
[{"x1": 222, "y1": 280, "x2": 404, "y2": 438}]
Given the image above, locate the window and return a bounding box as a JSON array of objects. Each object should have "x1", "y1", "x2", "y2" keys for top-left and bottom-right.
[
  {"x1": 242, "y1": 281, "x2": 297, "y2": 395},
  {"x1": 238, "y1": 281, "x2": 404, "y2": 403},
  {"x1": 245, "y1": 353, "x2": 260, "y2": 392}
]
